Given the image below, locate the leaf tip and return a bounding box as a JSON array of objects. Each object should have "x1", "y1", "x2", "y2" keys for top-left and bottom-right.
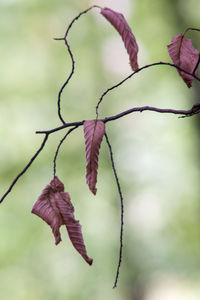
[
  {"x1": 86, "y1": 257, "x2": 93, "y2": 266},
  {"x1": 55, "y1": 235, "x2": 62, "y2": 245},
  {"x1": 91, "y1": 187, "x2": 97, "y2": 195}
]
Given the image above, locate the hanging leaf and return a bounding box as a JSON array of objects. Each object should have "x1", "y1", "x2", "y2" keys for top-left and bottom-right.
[
  {"x1": 83, "y1": 120, "x2": 105, "y2": 195},
  {"x1": 167, "y1": 34, "x2": 199, "y2": 87},
  {"x1": 101, "y1": 7, "x2": 139, "y2": 71},
  {"x1": 32, "y1": 176, "x2": 93, "y2": 265}
]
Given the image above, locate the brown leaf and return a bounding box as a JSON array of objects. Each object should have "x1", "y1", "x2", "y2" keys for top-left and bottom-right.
[
  {"x1": 167, "y1": 34, "x2": 199, "y2": 87},
  {"x1": 32, "y1": 176, "x2": 93, "y2": 265},
  {"x1": 83, "y1": 120, "x2": 105, "y2": 195},
  {"x1": 101, "y1": 7, "x2": 139, "y2": 71}
]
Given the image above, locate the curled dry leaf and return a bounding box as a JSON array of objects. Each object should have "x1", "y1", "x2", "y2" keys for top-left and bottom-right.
[
  {"x1": 32, "y1": 176, "x2": 93, "y2": 265},
  {"x1": 167, "y1": 34, "x2": 199, "y2": 87},
  {"x1": 101, "y1": 7, "x2": 139, "y2": 71},
  {"x1": 83, "y1": 120, "x2": 105, "y2": 195}
]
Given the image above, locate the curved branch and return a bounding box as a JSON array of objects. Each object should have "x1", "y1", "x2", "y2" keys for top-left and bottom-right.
[
  {"x1": 64, "y1": 5, "x2": 101, "y2": 39},
  {"x1": 55, "y1": 5, "x2": 101, "y2": 125},
  {"x1": 183, "y1": 27, "x2": 200, "y2": 36},
  {"x1": 56, "y1": 38, "x2": 75, "y2": 124},
  {"x1": 95, "y1": 61, "x2": 200, "y2": 117},
  {"x1": 0, "y1": 134, "x2": 49, "y2": 204}
]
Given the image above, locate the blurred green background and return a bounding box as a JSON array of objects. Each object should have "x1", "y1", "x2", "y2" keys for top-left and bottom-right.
[{"x1": 0, "y1": 0, "x2": 200, "y2": 299}]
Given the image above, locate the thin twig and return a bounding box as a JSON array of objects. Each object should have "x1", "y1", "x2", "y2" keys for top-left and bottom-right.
[
  {"x1": 57, "y1": 38, "x2": 75, "y2": 124},
  {"x1": 36, "y1": 121, "x2": 83, "y2": 134},
  {"x1": 104, "y1": 133, "x2": 124, "y2": 289},
  {"x1": 64, "y1": 5, "x2": 101, "y2": 39},
  {"x1": 1, "y1": 100, "x2": 199, "y2": 204},
  {"x1": 0, "y1": 134, "x2": 49, "y2": 204},
  {"x1": 56, "y1": 5, "x2": 101, "y2": 125},
  {"x1": 192, "y1": 53, "x2": 200, "y2": 75},
  {"x1": 179, "y1": 102, "x2": 200, "y2": 118},
  {"x1": 95, "y1": 61, "x2": 200, "y2": 117},
  {"x1": 36, "y1": 103, "x2": 200, "y2": 135},
  {"x1": 102, "y1": 105, "x2": 200, "y2": 122},
  {"x1": 183, "y1": 27, "x2": 200, "y2": 36},
  {"x1": 53, "y1": 126, "x2": 78, "y2": 177}
]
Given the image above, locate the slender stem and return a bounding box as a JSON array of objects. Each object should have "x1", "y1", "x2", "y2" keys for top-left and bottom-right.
[
  {"x1": 56, "y1": 5, "x2": 101, "y2": 125},
  {"x1": 183, "y1": 27, "x2": 200, "y2": 36},
  {"x1": 105, "y1": 133, "x2": 124, "y2": 289},
  {"x1": 95, "y1": 61, "x2": 200, "y2": 117},
  {"x1": 103, "y1": 105, "x2": 199, "y2": 122},
  {"x1": 1, "y1": 100, "x2": 199, "y2": 204},
  {"x1": 64, "y1": 5, "x2": 101, "y2": 39},
  {"x1": 192, "y1": 53, "x2": 200, "y2": 75},
  {"x1": 57, "y1": 38, "x2": 75, "y2": 124},
  {"x1": 0, "y1": 134, "x2": 49, "y2": 204},
  {"x1": 53, "y1": 126, "x2": 78, "y2": 177},
  {"x1": 36, "y1": 121, "x2": 83, "y2": 134},
  {"x1": 36, "y1": 103, "x2": 200, "y2": 135}
]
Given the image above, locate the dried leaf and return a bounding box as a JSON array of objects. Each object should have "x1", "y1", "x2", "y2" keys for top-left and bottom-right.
[
  {"x1": 167, "y1": 34, "x2": 199, "y2": 87},
  {"x1": 101, "y1": 7, "x2": 139, "y2": 71},
  {"x1": 32, "y1": 176, "x2": 93, "y2": 265},
  {"x1": 83, "y1": 120, "x2": 105, "y2": 195}
]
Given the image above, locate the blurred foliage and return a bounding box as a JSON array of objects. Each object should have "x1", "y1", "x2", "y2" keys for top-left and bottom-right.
[{"x1": 0, "y1": 0, "x2": 200, "y2": 299}]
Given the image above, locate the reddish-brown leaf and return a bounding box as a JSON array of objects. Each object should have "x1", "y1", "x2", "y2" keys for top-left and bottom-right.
[
  {"x1": 101, "y1": 7, "x2": 139, "y2": 71},
  {"x1": 32, "y1": 176, "x2": 93, "y2": 265},
  {"x1": 167, "y1": 34, "x2": 199, "y2": 87},
  {"x1": 83, "y1": 120, "x2": 105, "y2": 195}
]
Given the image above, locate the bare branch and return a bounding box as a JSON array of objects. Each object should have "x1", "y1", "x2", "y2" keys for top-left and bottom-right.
[
  {"x1": 103, "y1": 104, "x2": 200, "y2": 122},
  {"x1": 95, "y1": 61, "x2": 200, "y2": 117},
  {"x1": 104, "y1": 133, "x2": 124, "y2": 289},
  {"x1": 55, "y1": 5, "x2": 101, "y2": 124},
  {"x1": 36, "y1": 103, "x2": 200, "y2": 135},
  {"x1": 64, "y1": 5, "x2": 101, "y2": 39},
  {"x1": 0, "y1": 134, "x2": 49, "y2": 204},
  {"x1": 56, "y1": 38, "x2": 75, "y2": 124},
  {"x1": 36, "y1": 121, "x2": 83, "y2": 134},
  {"x1": 183, "y1": 27, "x2": 200, "y2": 36},
  {"x1": 192, "y1": 53, "x2": 200, "y2": 75}
]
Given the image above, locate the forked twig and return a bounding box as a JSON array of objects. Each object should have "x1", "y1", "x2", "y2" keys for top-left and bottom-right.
[
  {"x1": 36, "y1": 104, "x2": 200, "y2": 135},
  {"x1": 0, "y1": 6, "x2": 200, "y2": 289},
  {"x1": 95, "y1": 61, "x2": 200, "y2": 117},
  {"x1": 2, "y1": 101, "x2": 199, "y2": 204}
]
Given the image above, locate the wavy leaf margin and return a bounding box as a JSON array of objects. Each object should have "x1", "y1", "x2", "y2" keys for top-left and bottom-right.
[
  {"x1": 167, "y1": 33, "x2": 199, "y2": 87},
  {"x1": 32, "y1": 176, "x2": 93, "y2": 265}
]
